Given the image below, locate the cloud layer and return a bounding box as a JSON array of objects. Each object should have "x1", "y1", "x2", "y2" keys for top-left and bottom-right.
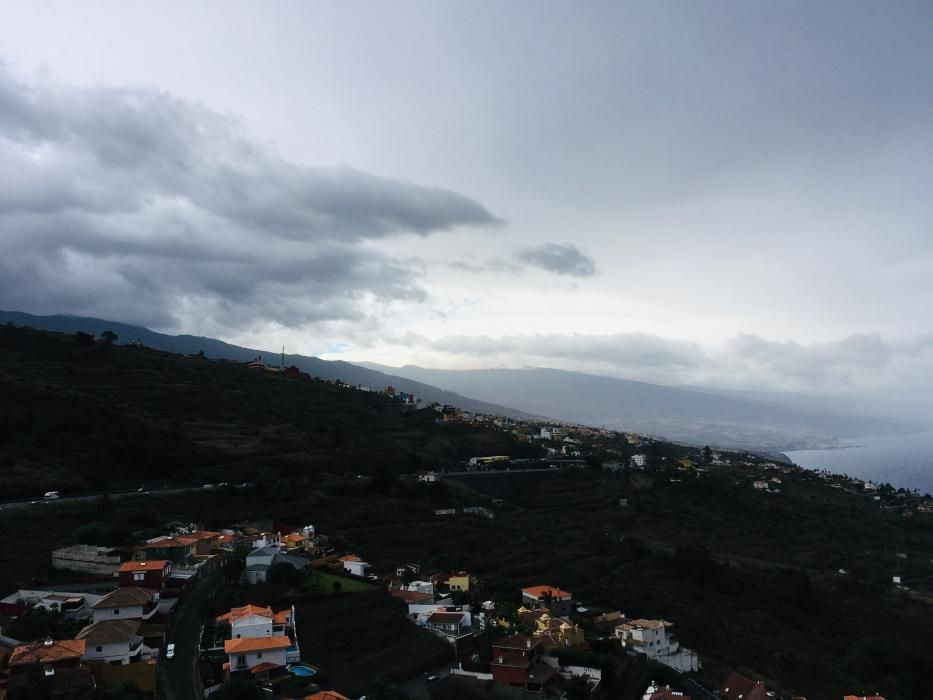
[
  {"x1": 519, "y1": 243, "x2": 596, "y2": 277},
  {"x1": 390, "y1": 330, "x2": 933, "y2": 397},
  {"x1": 0, "y1": 67, "x2": 499, "y2": 331}
]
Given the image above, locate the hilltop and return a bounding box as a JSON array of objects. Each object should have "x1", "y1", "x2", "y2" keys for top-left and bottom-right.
[
  {"x1": 0, "y1": 324, "x2": 541, "y2": 500},
  {"x1": 0, "y1": 310, "x2": 538, "y2": 421}
]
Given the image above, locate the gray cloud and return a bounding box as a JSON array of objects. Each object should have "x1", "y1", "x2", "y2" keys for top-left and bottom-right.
[
  {"x1": 0, "y1": 66, "x2": 498, "y2": 331},
  {"x1": 518, "y1": 243, "x2": 596, "y2": 277},
  {"x1": 402, "y1": 330, "x2": 933, "y2": 396}
]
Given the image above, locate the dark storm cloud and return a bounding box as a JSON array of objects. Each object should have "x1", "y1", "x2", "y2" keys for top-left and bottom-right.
[
  {"x1": 0, "y1": 67, "x2": 498, "y2": 329},
  {"x1": 518, "y1": 243, "x2": 596, "y2": 277}
]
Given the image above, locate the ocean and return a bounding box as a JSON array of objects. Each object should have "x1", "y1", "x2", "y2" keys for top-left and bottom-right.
[{"x1": 784, "y1": 432, "x2": 933, "y2": 495}]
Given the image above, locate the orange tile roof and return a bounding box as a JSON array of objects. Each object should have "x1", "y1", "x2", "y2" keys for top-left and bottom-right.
[
  {"x1": 217, "y1": 604, "x2": 273, "y2": 623},
  {"x1": 306, "y1": 692, "x2": 352, "y2": 700},
  {"x1": 224, "y1": 636, "x2": 291, "y2": 653},
  {"x1": 282, "y1": 534, "x2": 305, "y2": 543},
  {"x1": 272, "y1": 610, "x2": 291, "y2": 624},
  {"x1": 119, "y1": 560, "x2": 170, "y2": 573},
  {"x1": 9, "y1": 640, "x2": 86, "y2": 666},
  {"x1": 249, "y1": 662, "x2": 283, "y2": 674},
  {"x1": 522, "y1": 585, "x2": 572, "y2": 599},
  {"x1": 338, "y1": 554, "x2": 360, "y2": 562}
]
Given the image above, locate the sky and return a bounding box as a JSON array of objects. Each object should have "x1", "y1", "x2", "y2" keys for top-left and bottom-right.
[{"x1": 0, "y1": 1, "x2": 931, "y2": 401}]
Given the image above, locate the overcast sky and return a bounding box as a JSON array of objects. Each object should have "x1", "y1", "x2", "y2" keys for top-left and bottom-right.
[{"x1": 0, "y1": 1, "x2": 931, "y2": 400}]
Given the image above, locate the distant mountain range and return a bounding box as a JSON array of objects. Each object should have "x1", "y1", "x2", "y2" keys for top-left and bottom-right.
[
  {"x1": 1, "y1": 309, "x2": 919, "y2": 450},
  {"x1": 357, "y1": 363, "x2": 922, "y2": 451},
  {"x1": 0, "y1": 310, "x2": 537, "y2": 421}
]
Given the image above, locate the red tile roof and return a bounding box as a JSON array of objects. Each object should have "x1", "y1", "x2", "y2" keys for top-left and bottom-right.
[
  {"x1": 427, "y1": 611, "x2": 465, "y2": 624},
  {"x1": 9, "y1": 639, "x2": 86, "y2": 666},
  {"x1": 249, "y1": 662, "x2": 284, "y2": 674},
  {"x1": 119, "y1": 560, "x2": 170, "y2": 573},
  {"x1": 306, "y1": 692, "x2": 352, "y2": 700},
  {"x1": 217, "y1": 604, "x2": 273, "y2": 623},
  {"x1": 720, "y1": 673, "x2": 769, "y2": 700},
  {"x1": 522, "y1": 585, "x2": 572, "y2": 599},
  {"x1": 224, "y1": 636, "x2": 291, "y2": 653}
]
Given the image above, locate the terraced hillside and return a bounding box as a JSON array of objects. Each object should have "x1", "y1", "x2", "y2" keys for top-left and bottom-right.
[{"x1": 0, "y1": 324, "x2": 540, "y2": 499}]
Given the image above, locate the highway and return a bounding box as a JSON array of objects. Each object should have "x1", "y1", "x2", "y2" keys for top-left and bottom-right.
[{"x1": 0, "y1": 484, "x2": 244, "y2": 511}]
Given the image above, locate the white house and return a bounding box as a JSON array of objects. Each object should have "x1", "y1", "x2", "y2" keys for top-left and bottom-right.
[
  {"x1": 77, "y1": 619, "x2": 152, "y2": 664},
  {"x1": 339, "y1": 555, "x2": 371, "y2": 577},
  {"x1": 753, "y1": 480, "x2": 769, "y2": 491},
  {"x1": 630, "y1": 455, "x2": 648, "y2": 468},
  {"x1": 224, "y1": 636, "x2": 290, "y2": 674},
  {"x1": 243, "y1": 546, "x2": 308, "y2": 584},
  {"x1": 407, "y1": 598, "x2": 454, "y2": 622},
  {"x1": 615, "y1": 618, "x2": 699, "y2": 673},
  {"x1": 91, "y1": 587, "x2": 159, "y2": 623},
  {"x1": 1, "y1": 590, "x2": 101, "y2": 621},
  {"x1": 403, "y1": 580, "x2": 435, "y2": 595},
  {"x1": 217, "y1": 604, "x2": 299, "y2": 663}
]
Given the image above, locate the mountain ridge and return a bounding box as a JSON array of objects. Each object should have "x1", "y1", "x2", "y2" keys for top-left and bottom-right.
[
  {"x1": 357, "y1": 362, "x2": 919, "y2": 450},
  {"x1": 0, "y1": 310, "x2": 539, "y2": 421}
]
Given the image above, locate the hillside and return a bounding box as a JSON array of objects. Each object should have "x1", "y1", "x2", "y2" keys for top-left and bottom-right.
[
  {"x1": 359, "y1": 363, "x2": 917, "y2": 450},
  {"x1": 0, "y1": 324, "x2": 541, "y2": 500},
  {"x1": 0, "y1": 310, "x2": 538, "y2": 421}
]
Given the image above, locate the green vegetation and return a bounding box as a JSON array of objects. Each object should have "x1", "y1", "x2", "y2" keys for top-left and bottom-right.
[
  {"x1": 304, "y1": 568, "x2": 376, "y2": 593},
  {"x1": 0, "y1": 324, "x2": 539, "y2": 499}
]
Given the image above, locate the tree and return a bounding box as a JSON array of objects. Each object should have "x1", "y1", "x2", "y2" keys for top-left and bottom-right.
[
  {"x1": 702, "y1": 446, "x2": 712, "y2": 464},
  {"x1": 563, "y1": 675, "x2": 592, "y2": 700},
  {"x1": 101, "y1": 330, "x2": 118, "y2": 344}
]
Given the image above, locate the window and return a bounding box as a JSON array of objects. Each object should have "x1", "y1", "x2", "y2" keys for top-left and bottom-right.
[
  {"x1": 134, "y1": 573, "x2": 145, "y2": 582},
  {"x1": 236, "y1": 655, "x2": 246, "y2": 667},
  {"x1": 113, "y1": 609, "x2": 120, "y2": 615},
  {"x1": 257, "y1": 653, "x2": 262, "y2": 659},
  {"x1": 96, "y1": 646, "x2": 103, "y2": 652}
]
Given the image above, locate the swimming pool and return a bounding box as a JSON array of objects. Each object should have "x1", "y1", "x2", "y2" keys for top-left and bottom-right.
[{"x1": 287, "y1": 664, "x2": 316, "y2": 678}]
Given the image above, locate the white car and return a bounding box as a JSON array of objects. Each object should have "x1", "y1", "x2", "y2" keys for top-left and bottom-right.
[{"x1": 165, "y1": 643, "x2": 176, "y2": 660}]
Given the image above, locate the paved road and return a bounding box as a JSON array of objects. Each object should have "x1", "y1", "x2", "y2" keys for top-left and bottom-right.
[
  {"x1": 0, "y1": 485, "x2": 242, "y2": 511},
  {"x1": 161, "y1": 574, "x2": 219, "y2": 700},
  {"x1": 397, "y1": 664, "x2": 455, "y2": 700}
]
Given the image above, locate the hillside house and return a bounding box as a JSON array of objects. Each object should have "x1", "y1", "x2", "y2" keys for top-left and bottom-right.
[
  {"x1": 244, "y1": 546, "x2": 308, "y2": 584},
  {"x1": 6, "y1": 639, "x2": 94, "y2": 697},
  {"x1": 642, "y1": 683, "x2": 690, "y2": 700},
  {"x1": 719, "y1": 672, "x2": 770, "y2": 700},
  {"x1": 518, "y1": 608, "x2": 585, "y2": 650},
  {"x1": 118, "y1": 560, "x2": 172, "y2": 590},
  {"x1": 490, "y1": 635, "x2": 556, "y2": 692},
  {"x1": 77, "y1": 619, "x2": 152, "y2": 664},
  {"x1": 424, "y1": 611, "x2": 469, "y2": 643},
  {"x1": 223, "y1": 636, "x2": 291, "y2": 678},
  {"x1": 8, "y1": 638, "x2": 85, "y2": 672},
  {"x1": 521, "y1": 586, "x2": 573, "y2": 617},
  {"x1": 1, "y1": 590, "x2": 101, "y2": 621},
  {"x1": 217, "y1": 604, "x2": 299, "y2": 664},
  {"x1": 615, "y1": 618, "x2": 699, "y2": 672},
  {"x1": 51, "y1": 545, "x2": 126, "y2": 576},
  {"x1": 339, "y1": 554, "x2": 371, "y2": 578},
  {"x1": 91, "y1": 588, "x2": 159, "y2": 623}
]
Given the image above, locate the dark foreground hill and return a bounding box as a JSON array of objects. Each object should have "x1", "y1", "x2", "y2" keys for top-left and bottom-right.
[
  {"x1": 0, "y1": 310, "x2": 537, "y2": 420},
  {"x1": 0, "y1": 324, "x2": 540, "y2": 500}
]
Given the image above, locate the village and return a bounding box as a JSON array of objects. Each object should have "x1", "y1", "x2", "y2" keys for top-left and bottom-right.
[{"x1": 0, "y1": 399, "x2": 914, "y2": 700}]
